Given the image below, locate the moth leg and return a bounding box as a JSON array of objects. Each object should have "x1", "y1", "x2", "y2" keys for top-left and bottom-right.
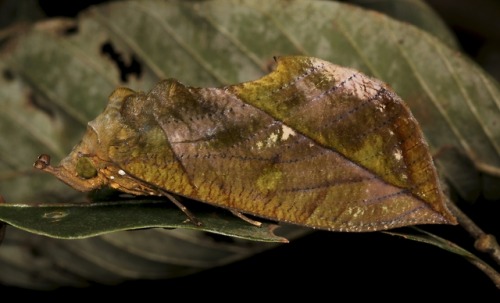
[
  {"x1": 160, "y1": 191, "x2": 202, "y2": 226},
  {"x1": 230, "y1": 210, "x2": 262, "y2": 227}
]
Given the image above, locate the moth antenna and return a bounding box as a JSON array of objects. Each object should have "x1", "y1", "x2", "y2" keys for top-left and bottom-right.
[
  {"x1": 230, "y1": 210, "x2": 263, "y2": 227},
  {"x1": 160, "y1": 190, "x2": 202, "y2": 226},
  {"x1": 33, "y1": 154, "x2": 63, "y2": 176}
]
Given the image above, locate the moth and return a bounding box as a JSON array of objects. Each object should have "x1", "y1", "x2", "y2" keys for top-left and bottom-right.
[{"x1": 34, "y1": 56, "x2": 457, "y2": 232}]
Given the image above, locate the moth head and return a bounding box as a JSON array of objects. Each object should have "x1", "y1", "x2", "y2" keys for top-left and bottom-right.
[
  {"x1": 33, "y1": 120, "x2": 108, "y2": 191},
  {"x1": 34, "y1": 153, "x2": 107, "y2": 192},
  {"x1": 33, "y1": 87, "x2": 144, "y2": 192}
]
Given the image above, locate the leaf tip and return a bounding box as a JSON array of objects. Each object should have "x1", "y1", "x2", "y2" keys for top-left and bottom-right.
[{"x1": 270, "y1": 224, "x2": 290, "y2": 243}]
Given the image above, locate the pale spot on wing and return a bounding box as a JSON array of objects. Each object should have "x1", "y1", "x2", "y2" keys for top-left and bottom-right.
[
  {"x1": 393, "y1": 149, "x2": 403, "y2": 161},
  {"x1": 281, "y1": 124, "x2": 296, "y2": 141},
  {"x1": 255, "y1": 123, "x2": 296, "y2": 150},
  {"x1": 376, "y1": 103, "x2": 386, "y2": 112},
  {"x1": 268, "y1": 132, "x2": 279, "y2": 144},
  {"x1": 351, "y1": 207, "x2": 364, "y2": 218}
]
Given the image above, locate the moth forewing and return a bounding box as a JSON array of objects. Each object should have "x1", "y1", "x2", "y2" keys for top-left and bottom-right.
[{"x1": 35, "y1": 56, "x2": 457, "y2": 232}]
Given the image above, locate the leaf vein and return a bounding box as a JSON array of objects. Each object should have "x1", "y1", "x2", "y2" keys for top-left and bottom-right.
[
  {"x1": 142, "y1": 3, "x2": 229, "y2": 85},
  {"x1": 334, "y1": 16, "x2": 382, "y2": 79},
  {"x1": 93, "y1": 6, "x2": 168, "y2": 79},
  {"x1": 425, "y1": 34, "x2": 500, "y2": 156},
  {"x1": 246, "y1": 2, "x2": 308, "y2": 55},
  {"x1": 194, "y1": 2, "x2": 267, "y2": 74},
  {"x1": 386, "y1": 20, "x2": 477, "y2": 161}
]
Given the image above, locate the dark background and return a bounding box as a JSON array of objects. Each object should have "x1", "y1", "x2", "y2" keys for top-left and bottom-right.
[{"x1": 1, "y1": 0, "x2": 499, "y2": 300}]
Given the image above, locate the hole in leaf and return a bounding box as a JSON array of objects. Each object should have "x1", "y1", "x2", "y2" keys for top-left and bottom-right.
[{"x1": 101, "y1": 41, "x2": 142, "y2": 82}]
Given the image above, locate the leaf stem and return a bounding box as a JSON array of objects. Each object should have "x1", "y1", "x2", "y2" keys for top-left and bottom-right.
[
  {"x1": 447, "y1": 199, "x2": 500, "y2": 266},
  {"x1": 466, "y1": 253, "x2": 500, "y2": 289}
]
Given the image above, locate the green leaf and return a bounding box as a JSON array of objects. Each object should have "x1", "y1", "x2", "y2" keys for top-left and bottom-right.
[
  {"x1": 0, "y1": 200, "x2": 287, "y2": 242},
  {"x1": 384, "y1": 227, "x2": 500, "y2": 287},
  {"x1": 345, "y1": 0, "x2": 460, "y2": 49}
]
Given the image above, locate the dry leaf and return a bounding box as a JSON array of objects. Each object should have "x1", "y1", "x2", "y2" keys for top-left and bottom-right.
[{"x1": 35, "y1": 56, "x2": 457, "y2": 232}]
